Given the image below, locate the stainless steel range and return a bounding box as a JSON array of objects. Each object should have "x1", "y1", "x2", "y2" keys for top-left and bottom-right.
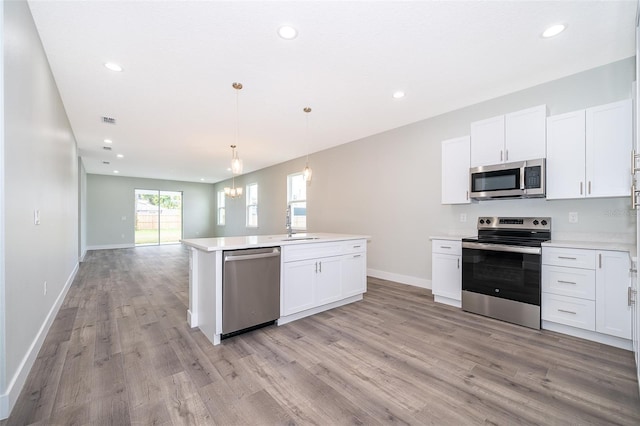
[{"x1": 461, "y1": 217, "x2": 551, "y2": 329}]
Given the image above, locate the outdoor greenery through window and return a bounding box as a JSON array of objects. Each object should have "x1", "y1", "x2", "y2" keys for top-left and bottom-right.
[
  {"x1": 217, "y1": 190, "x2": 225, "y2": 226},
  {"x1": 287, "y1": 172, "x2": 306, "y2": 230},
  {"x1": 135, "y1": 189, "x2": 182, "y2": 245},
  {"x1": 246, "y1": 183, "x2": 258, "y2": 228}
]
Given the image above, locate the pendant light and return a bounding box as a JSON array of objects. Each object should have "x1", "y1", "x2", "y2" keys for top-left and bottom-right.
[
  {"x1": 302, "y1": 107, "x2": 313, "y2": 182},
  {"x1": 224, "y1": 82, "x2": 244, "y2": 198}
]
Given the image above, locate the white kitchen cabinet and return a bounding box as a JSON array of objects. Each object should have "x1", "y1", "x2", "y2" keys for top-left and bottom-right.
[
  {"x1": 281, "y1": 239, "x2": 367, "y2": 320},
  {"x1": 595, "y1": 250, "x2": 631, "y2": 339},
  {"x1": 282, "y1": 259, "x2": 316, "y2": 316},
  {"x1": 546, "y1": 99, "x2": 632, "y2": 200},
  {"x1": 315, "y1": 256, "x2": 342, "y2": 306},
  {"x1": 542, "y1": 246, "x2": 632, "y2": 347},
  {"x1": 342, "y1": 252, "x2": 367, "y2": 298},
  {"x1": 431, "y1": 239, "x2": 461, "y2": 308},
  {"x1": 505, "y1": 105, "x2": 547, "y2": 162},
  {"x1": 441, "y1": 136, "x2": 471, "y2": 204},
  {"x1": 470, "y1": 105, "x2": 546, "y2": 167}
]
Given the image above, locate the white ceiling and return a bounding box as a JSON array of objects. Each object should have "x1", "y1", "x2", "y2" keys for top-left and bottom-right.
[{"x1": 27, "y1": 0, "x2": 637, "y2": 184}]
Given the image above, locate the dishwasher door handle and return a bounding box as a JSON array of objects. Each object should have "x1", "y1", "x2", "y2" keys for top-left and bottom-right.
[{"x1": 225, "y1": 250, "x2": 280, "y2": 262}]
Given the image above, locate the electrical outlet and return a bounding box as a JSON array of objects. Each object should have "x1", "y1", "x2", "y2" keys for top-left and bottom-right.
[
  {"x1": 569, "y1": 212, "x2": 578, "y2": 223},
  {"x1": 121, "y1": 233, "x2": 125, "y2": 239},
  {"x1": 44, "y1": 281, "x2": 47, "y2": 295},
  {"x1": 460, "y1": 213, "x2": 467, "y2": 223}
]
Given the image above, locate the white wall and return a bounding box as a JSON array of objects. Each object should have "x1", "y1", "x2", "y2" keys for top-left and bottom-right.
[
  {"x1": 1, "y1": 1, "x2": 79, "y2": 418},
  {"x1": 79, "y1": 158, "x2": 87, "y2": 260},
  {"x1": 86, "y1": 174, "x2": 216, "y2": 249},
  {"x1": 215, "y1": 57, "x2": 636, "y2": 288}
]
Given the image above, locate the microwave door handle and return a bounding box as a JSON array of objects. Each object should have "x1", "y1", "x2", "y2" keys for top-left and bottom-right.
[{"x1": 520, "y1": 165, "x2": 526, "y2": 190}]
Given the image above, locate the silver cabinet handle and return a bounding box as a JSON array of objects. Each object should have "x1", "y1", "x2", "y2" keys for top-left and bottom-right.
[
  {"x1": 633, "y1": 184, "x2": 637, "y2": 210},
  {"x1": 580, "y1": 182, "x2": 583, "y2": 195},
  {"x1": 319, "y1": 261, "x2": 322, "y2": 273},
  {"x1": 353, "y1": 245, "x2": 361, "y2": 249},
  {"x1": 457, "y1": 258, "x2": 460, "y2": 269},
  {"x1": 557, "y1": 280, "x2": 576, "y2": 285},
  {"x1": 558, "y1": 256, "x2": 577, "y2": 260},
  {"x1": 588, "y1": 181, "x2": 592, "y2": 195},
  {"x1": 500, "y1": 150, "x2": 503, "y2": 162},
  {"x1": 353, "y1": 254, "x2": 361, "y2": 258},
  {"x1": 315, "y1": 262, "x2": 318, "y2": 273},
  {"x1": 505, "y1": 149, "x2": 508, "y2": 161},
  {"x1": 440, "y1": 246, "x2": 452, "y2": 249},
  {"x1": 558, "y1": 309, "x2": 577, "y2": 315},
  {"x1": 628, "y1": 287, "x2": 633, "y2": 306},
  {"x1": 598, "y1": 253, "x2": 602, "y2": 269}
]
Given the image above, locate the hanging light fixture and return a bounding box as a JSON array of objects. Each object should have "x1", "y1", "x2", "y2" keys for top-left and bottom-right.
[
  {"x1": 302, "y1": 107, "x2": 313, "y2": 182},
  {"x1": 224, "y1": 82, "x2": 244, "y2": 198}
]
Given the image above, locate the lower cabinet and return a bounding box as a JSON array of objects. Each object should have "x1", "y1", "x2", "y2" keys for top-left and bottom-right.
[
  {"x1": 282, "y1": 240, "x2": 367, "y2": 318},
  {"x1": 542, "y1": 246, "x2": 631, "y2": 346},
  {"x1": 431, "y1": 239, "x2": 462, "y2": 308}
]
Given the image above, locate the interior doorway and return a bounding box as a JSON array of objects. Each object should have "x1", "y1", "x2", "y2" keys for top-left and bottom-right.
[{"x1": 135, "y1": 189, "x2": 183, "y2": 246}]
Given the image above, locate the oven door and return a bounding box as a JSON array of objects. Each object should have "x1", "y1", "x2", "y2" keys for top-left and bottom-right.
[{"x1": 461, "y1": 242, "x2": 541, "y2": 306}]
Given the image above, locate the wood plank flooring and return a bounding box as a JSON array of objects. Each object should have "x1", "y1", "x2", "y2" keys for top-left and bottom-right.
[{"x1": 3, "y1": 244, "x2": 640, "y2": 425}]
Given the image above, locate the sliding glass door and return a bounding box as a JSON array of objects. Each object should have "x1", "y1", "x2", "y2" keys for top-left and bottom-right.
[{"x1": 135, "y1": 189, "x2": 182, "y2": 246}]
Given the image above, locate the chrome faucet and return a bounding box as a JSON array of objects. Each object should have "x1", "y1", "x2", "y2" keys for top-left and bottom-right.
[{"x1": 286, "y1": 205, "x2": 293, "y2": 237}]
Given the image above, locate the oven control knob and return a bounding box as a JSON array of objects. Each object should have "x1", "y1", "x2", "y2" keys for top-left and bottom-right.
[
  {"x1": 479, "y1": 219, "x2": 485, "y2": 224},
  {"x1": 533, "y1": 220, "x2": 539, "y2": 225},
  {"x1": 541, "y1": 220, "x2": 548, "y2": 226},
  {"x1": 486, "y1": 219, "x2": 491, "y2": 225}
]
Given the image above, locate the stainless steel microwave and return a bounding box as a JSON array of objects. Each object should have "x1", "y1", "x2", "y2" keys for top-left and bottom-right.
[{"x1": 469, "y1": 158, "x2": 545, "y2": 200}]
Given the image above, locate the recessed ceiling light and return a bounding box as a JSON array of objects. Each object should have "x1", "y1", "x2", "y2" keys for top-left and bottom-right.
[
  {"x1": 117, "y1": 154, "x2": 124, "y2": 158},
  {"x1": 542, "y1": 24, "x2": 566, "y2": 38},
  {"x1": 200, "y1": 178, "x2": 205, "y2": 181},
  {"x1": 113, "y1": 170, "x2": 119, "y2": 174},
  {"x1": 104, "y1": 62, "x2": 123, "y2": 72},
  {"x1": 104, "y1": 139, "x2": 113, "y2": 144},
  {"x1": 278, "y1": 25, "x2": 298, "y2": 40},
  {"x1": 393, "y1": 91, "x2": 405, "y2": 99}
]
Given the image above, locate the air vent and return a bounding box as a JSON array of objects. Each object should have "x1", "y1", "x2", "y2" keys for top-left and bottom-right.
[
  {"x1": 101, "y1": 116, "x2": 116, "y2": 124},
  {"x1": 102, "y1": 161, "x2": 111, "y2": 165},
  {"x1": 103, "y1": 146, "x2": 112, "y2": 151}
]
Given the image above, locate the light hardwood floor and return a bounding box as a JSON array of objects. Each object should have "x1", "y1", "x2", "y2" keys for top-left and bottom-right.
[{"x1": 3, "y1": 244, "x2": 640, "y2": 425}]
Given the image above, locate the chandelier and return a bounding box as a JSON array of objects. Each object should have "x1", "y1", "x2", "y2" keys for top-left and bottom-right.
[
  {"x1": 302, "y1": 107, "x2": 313, "y2": 182},
  {"x1": 224, "y1": 82, "x2": 244, "y2": 198}
]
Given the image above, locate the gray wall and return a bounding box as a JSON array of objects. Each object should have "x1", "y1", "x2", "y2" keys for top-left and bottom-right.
[
  {"x1": 215, "y1": 57, "x2": 636, "y2": 287},
  {"x1": 79, "y1": 158, "x2": 87, "y2": 260},
  {"x1": 2, "y1": 0, "x2": 79, "y2": 416},
  {"x1": 86, "y1": 174, "x2": 216, "y2": 248}
]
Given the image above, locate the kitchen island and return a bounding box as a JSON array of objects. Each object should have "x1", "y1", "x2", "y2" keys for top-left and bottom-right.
[{"x1": 181, "y1": 233, "x2": 369, "y2": 345}]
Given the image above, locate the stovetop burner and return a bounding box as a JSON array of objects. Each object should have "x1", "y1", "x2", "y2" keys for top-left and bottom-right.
[{"x1": 462, "y1": 216, "x2": 551, "y2": 247}]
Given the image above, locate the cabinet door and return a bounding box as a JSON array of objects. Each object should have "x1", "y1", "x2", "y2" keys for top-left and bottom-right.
[
  {"x1": 546, "y1": 110, "x2": 586, "y2": 200},
  {"x1": 282, "y1": 260, "x2": 316, "y2": 316},
  {"x1": 595, "y1": 250, "x2": 631, "y2": 339},
  {"x1": 342, "y1": 253, "x2": 367, "y2": 298},
  {"x1": 432, "y1": 252, "x2": 461, "y2": 302},
  {"x1": 505, "y1": 105, "x2": 546, "y2": 162},
  {"x1": 470, "y1": 115, "x2": 505, "y2": 167},
  {"x1": 586, "y1": 99, "x2": 632, "y2": 198},
  {"x1": 441, "y1": 136, "x2": 471, "y2": 204},
  {"x1": 315, "y1": 256, "x2": 342, "y2": 306}
]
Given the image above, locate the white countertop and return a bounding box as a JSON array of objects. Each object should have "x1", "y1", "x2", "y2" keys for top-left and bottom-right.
[
  {"x1": 542, "y1": 239, "x2": 636, "y2": 255},
  {"x1": 430, "y1": 234, "x2": 474, "y2": 241},
  {"x1": 181, "y1": 233, "x2": 370, "y2": 252}
]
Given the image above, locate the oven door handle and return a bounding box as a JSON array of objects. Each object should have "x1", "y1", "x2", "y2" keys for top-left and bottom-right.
[{"x1": 462, "y1": 241, "x2": 541, "y2": 255}]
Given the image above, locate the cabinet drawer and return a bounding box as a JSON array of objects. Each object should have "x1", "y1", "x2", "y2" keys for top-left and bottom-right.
[
  {"x1": 342, "y1": 239, "x2": 367, "y2": 255},
  {"x1": 542, "y1": 293, "x2": 595, "y2": 331},
  {"x1": 283, "y1": 242, "x2": 343, "y2": 262},
  {"x1": 542, "y1": 265, "x2": 595, "y2": 300},
  {"x1": 432, "y1": 240, "x2": 462, "y2": 256},
  {"x1": 542, "y1": 247, "x2": 595, "y2": 269}
]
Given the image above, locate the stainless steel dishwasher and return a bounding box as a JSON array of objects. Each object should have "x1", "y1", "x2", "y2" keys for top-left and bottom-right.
[{"x1": 222, "y1": 246, "x2": 281, "y2": 338}]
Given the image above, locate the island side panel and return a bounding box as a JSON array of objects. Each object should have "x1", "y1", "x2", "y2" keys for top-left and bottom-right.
[
  {"x1": 195, "y1": 249, "x2": 219, "y2": 345},
  {"x1": 188, "y1": 247, "x2": 198, "y2": 326}
]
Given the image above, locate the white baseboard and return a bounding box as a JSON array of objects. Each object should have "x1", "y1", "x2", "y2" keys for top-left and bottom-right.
[
  {"x1": 0, "y1": 262, "x2": 79, "y2": 420},
  {"x1": 542, "y1": 320, "x2": 632, "y2": 351},
  {"x1": 86, "y1": 243, "x2": 134, "y2": 251},
  {"x1": 367, "y1": 268, "x2": 431, "y2": 290}
]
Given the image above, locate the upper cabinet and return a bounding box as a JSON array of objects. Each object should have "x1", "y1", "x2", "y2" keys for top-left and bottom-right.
[
  {"x1": 441, "y1": 136, "x2": 471, "y2": 204},
  {"x1": 470, "y1": 105, "x2": 546, "y2": 167},
  {"x1": 547, "y1": 99, "x2": 632, "y2": 200}
]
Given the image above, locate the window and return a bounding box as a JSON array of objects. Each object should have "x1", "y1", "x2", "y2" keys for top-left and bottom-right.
[
  {"x1": 246, "y1": 183, "x2": 258, "y2": 227},
  {"x1": 217, "y1": 190, "x2": 225, "y2": 226},
  {"x1": 287, "y1": 172, "x2": 307, "y2": 230}
]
